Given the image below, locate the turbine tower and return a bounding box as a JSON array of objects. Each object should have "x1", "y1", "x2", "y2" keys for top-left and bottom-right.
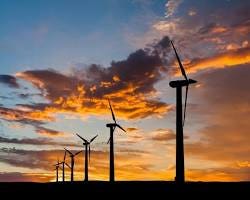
[
  {"x1": 169, "y1": 41, "x2": 197, "y2": 184},
  {"x1": 76, "y1": 134, "x2": 98, "y2": 182},
  {"x1": 64, "y1": 148, "x2": 82, "y2": 182},
  {"x1": 106, "y1": 99, "x2": 126, "y2": 182}
]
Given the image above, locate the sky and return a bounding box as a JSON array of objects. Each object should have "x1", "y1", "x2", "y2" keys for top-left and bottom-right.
[{"x1": 0, "y1": 0, "x2": 249, "y2": 182}]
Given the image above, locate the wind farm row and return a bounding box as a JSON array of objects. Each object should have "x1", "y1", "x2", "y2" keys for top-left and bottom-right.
[
  {"x1": 53, "y1": 41, "x2": 197, "y2": 184},
  {"x1": 54, "y1": 99, "x2": 125, "y2": 182}
]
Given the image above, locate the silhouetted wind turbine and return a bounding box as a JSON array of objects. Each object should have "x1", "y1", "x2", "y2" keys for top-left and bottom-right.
[
  {"x1": 57, "y1": 151, "x2": 67, "y2": 182},
  {"x1": 169, "y1": 41, "x2": 197, "y2": 184},
  {"x1": 54, "y1": 160, "x2": 60, "y2": 182},
  {"x1": 76, "y1": 133, "x2": 98, "y2": 182},
  {"x1": 64, "y1": 148, "x2": 82, "y2": 182},
  {"x1": 106, "y1": 99, "x2": 126, "y2": 182}
]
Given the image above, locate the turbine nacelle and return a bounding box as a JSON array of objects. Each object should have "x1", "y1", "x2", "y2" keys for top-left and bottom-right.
[
  {"x1": 106, "y1": 123, "x2": 117, "y2": 127},
  {"x1": 76, "y1": 133, "x2": 98, "y2": 145},
  {"x1": 169, "y1": 79, "x2": 197, "y2": 88}
]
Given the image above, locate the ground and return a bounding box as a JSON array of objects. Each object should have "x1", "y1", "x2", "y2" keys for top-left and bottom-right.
[{"x1": 0, "y1": 181, "x2": 249, "y2": 197}]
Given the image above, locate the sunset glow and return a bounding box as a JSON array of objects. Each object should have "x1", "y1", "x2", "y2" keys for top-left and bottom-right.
[{"x1": 0, "y1": 0, "x2": 249, "y2": 182}]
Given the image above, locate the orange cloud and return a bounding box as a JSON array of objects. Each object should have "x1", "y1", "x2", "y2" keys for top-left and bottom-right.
[
  {"x1": 150, "y1": 128, "x2": 176, "y2": 141},
  {"x1": 0, "y1": 106, "x2": 53, "y2": 125},
  {"x1": 126, "y1": 127, "x2": 139, "y2": 132},
  {"x1": 35, "y1": 126, "x2": 66, "y2": 137},
  {"x1": 185, "y1": 47, "x2": 250, "y2": 73}
]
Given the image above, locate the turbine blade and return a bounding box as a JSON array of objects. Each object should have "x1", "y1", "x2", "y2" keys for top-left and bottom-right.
[
  {"x1": 108, "y1": 99, "x2": 117, "y2": 123},
  {"x1": 90, "y1": 134, "x2": 98, "y2": 143},
  {"x1": 183, "y1": 85, "x2": 189, "y2": 127},
  {"x1": 65, "y1": 163, "x2": 71, "y2": 169},
  {"x1": 170, "y1": 40, "x2": 188, "y2": 81},
  {"x1": 74, "y1": 150, "x2": 82, "y2": 156},
  {"x1": 63, "y1": 151, "x2": 66, "y2": 161},
  {"x1": 116, "y1": 124, "x2": 126, "y2": 133},
  {"x1": 64, "y1": 148, "x2": 73, "y2": 155},
  {"x1": 76, "y1": 133, "x2": 88, "y2": 143}
]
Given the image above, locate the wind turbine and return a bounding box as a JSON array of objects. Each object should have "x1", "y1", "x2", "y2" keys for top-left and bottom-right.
[
  {"x1": 169, "y1": 41, "x2": 197, "y2": 184},
  {"x1": 54, "y1": 160, "x2": 60, "y2": 182},
  {"x1": 64, "y1": 148, "x2": 82, "y2": 182},
  {"x1": 106, "y1": 99, "x2": 126, "y2": 182},
  {"x1": 76, "y1": 134, "x2": 98, "y2": 182},
  {"x1": 57, "y1": 151, "x2": 67, "y2": 182}
]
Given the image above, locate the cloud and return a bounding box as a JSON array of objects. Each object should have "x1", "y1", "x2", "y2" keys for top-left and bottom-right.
[
  {"x1": 185, "y1": 47, "x2": 250, "y2": 73},
  {"x1": 150, "y1": 128, "x2": 188, "y2": 142},
  {"x1": 165, "y1": 0, "x2": 182, "y2": 18},
  {"x1": 143, "y1": 0, "x2": 250, "y2": 76},
  {"x1": 198, "y1": 23, "x2": 227, "y2": 35},
  {"x1": 0, "y1": 106, "x2": 69, "y2": 137},
  {"x1": 0, "y1": 106, "x2": 47, "y2": 126},
  {"x1": 150, "y1": 128, "x2": 176, "y2": 141},
  {"x1": 35, "y1": 126, "x2": 66, "y2": 137},
  {"x1": 0, "y1": 172, "x2": 53, "y2": 182},
  {"x1": 126, "y1": 127, "x2": 139, "y2": 132},
  {"x1": 0, "y1": 148, "x2": 82, "y2": 171},
  {"x1": 186, "y1": 166, "x2": 250, "y2": 182},
  {"x1": 0, "y1": 136, "x2": 80, "y2": 147},
  {"x1": 0, "y1": 75, "x2": 19, "y2": 88},
  {"x1": 14, "y1": 36, "x2": 172, "y2": 120},
  {"x1": 188, "y1": 9, "x2": 196, "y2": 16}
]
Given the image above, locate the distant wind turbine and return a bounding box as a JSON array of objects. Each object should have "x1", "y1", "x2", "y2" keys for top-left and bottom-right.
[
  {"x1": 64, "y1": 148, "x2": 82, "y2": 182},
  {"x1": 76, "y1": 134, "x2": 98, "y2": 182},
  {"x1": 57, "y1": 151, "x2": 67, "y2": 182},
  {"x1": 54, "y1": 160, "x2": 60, "y2": 182},
  {"x1": 106, "y1": 99, "x2": 126, "y2": 182}
]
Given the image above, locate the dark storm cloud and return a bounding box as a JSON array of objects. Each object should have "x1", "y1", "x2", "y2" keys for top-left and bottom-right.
[
  {"x1": 19, "y1": 36, "x2": 171, "y2": 98},
  {"x1": 0, "y1": 75, "x2": 19, "y2": 88},
  {"x1": 16, "y1": 69, "x2": 77, "y2": 101}
]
